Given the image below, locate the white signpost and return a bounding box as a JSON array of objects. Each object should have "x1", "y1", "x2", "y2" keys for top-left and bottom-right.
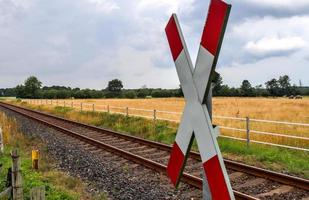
[{"x1": 165, "y1": 0, "x2": 233, "y2": 199}]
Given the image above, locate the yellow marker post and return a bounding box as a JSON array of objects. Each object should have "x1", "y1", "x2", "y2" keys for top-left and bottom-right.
[{"x1": 32, "y1": 150, "x2": 39, "y2": 170}]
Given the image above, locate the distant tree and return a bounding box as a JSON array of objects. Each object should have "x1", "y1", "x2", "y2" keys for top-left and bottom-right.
[
  {"x1": 124, "y1": 90, "x2": 137, "y2": 99},
  {"x1": 213, "y1": 73, "x2": 223, "y2": 96},
  {"x1": 43, "y1": 89, "x2": 57, "y2": 99},
  {"x1": 105, "y1": 79, "x2": 123, "y2": 98},
  {"x1": 290, "y1": 84, "x2": 300, "y2": 96},
  {"x1": 56, "y1": 89, "x2": 70, "y2": 99},
  {"x1": 176, "y1": 85, "x2": 184, "y2": 97},
  {"x1": 137, "y1": 89, "x2": 147, "y2": 98},
  {"x1": 230, "y1": 87, "x2": 241, "y2": 96},
  {"x1": 265, "y1": 78, "x2": 280, "y2": 96},
  {"x1": 240, "y1": 80, "x2": 254, "y2": 97},
  {"x1": 107, "y1": 79, "x2": 123, "y2": 92},
  {"x1": 278, "y1": 75, "x2": 292, "y2": 96},
  {"x1": 0, "y1": 88, "x2": 16, "y2": 97},
  {"x1": 15, "y1": 85, "x2": 26, "y2": 98},
  {"x1": 24, "y1": 76, "x2": 42, "y2": 98}
]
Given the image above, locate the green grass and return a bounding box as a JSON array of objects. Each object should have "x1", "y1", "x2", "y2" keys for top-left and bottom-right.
[
  {"x1": 0, "y1": 97, "x2": 16, "y2": 100},
  {"x1": 0, "y1": 147, "x2": 80, "y2": 200},
  {"x1": 10, "y1": 102, "x2": 309, "y2": 179},
  {"x1": 218, "y1": 138, "x2": 309, "y2": 177},
  {"x1": 0, "y1": 113, "x2": 108, "y2": 200}
]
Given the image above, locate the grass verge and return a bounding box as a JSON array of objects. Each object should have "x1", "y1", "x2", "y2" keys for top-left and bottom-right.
[
  {"x1": 5, "y1": 101, "x2": 309, "y2": 179},
  {"x1": 0, "y1": 112, "x2": 107, "y2": 200}
]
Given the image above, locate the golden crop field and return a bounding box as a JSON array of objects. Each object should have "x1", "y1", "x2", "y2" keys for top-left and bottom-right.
[{"x1": 28, "y1": 97, "x2": 309, "y2": 149}]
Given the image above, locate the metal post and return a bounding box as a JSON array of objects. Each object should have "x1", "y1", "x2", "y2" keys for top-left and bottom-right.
[
  {"x1": 92, "y1": 104, "x2": 95, "y2": 112},
  {"x1": 206, "y1": 84, "x2": 213, "y2": 119},
  {"x1": 126, "y1": 107, "x2": 129, "y2": 117},
  {"x1": 0, "y1": 127, "x2": 4, "y2": 153},
  {"x1": 246, "y1": 117, "x2": 250, "y2": 148},
  {"x1": 32, "y1": 149, "x2": 39, "y2": 170},
  {"x1": 202, "y1": 83, "x2": 214, "y2": 200},
  {"x1": 11, "y1": 149, "x2": 23, "y2": 200}
]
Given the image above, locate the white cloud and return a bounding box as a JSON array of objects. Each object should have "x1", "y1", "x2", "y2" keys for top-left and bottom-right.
[
  {"x1": 137, "y1": 0, "x2": 194, "y2": 16},
  {"x1": 0, "y1": 0, "x2": 309, "y2": 89},
  {"x1": 231, "y1": 16, "x2": 309, "y2": 40},
  {"x1": 219, "y1": 54, "x2": 308, "y2": 87},
  {"x1": 240, "y1": 0, "x2": 309, "y2": 9},
  {"x1": 87, "y1": 0, "x2": 119, "y2": 13},
  {"x1": 245, "y1": 36, "x2": 305, "y2": 55}
]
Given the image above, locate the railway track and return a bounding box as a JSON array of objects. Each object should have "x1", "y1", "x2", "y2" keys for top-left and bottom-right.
[{"x1": 0, "y1": 102, "x2": 308, "y2": 200}]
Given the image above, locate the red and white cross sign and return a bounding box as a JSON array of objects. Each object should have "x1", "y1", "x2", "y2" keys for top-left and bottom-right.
[{"x1": 165, "y1": 0, "x2": 233, "y2": 199}]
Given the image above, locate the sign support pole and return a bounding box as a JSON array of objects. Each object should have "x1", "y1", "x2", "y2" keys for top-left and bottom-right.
[{"x1": 203, "y1": 83, "x2": 213, "y2": 200}]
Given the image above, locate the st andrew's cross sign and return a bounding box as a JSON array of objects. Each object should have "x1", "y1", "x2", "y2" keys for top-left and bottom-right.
[{"x1": 165, "y1": 0, "x2": 233, "y2": 199}]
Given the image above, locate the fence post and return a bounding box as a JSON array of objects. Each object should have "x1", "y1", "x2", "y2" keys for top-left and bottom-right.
[
  {"x1": 126, "y1": 107, "x2": 129, "y2": 117},
  {"x1": 92, "y1": 104, "x2": 95, "y2": 112},
  {"x1": 246, "y1": 117, "x2": 250, "y2": 148},
  {"x1": 71, "y1": 102, "x2": 73, "y2": 108},
  {"x1": 63, "y1": 101, "x2": 65, "y2": 107},
  {"x1": 80, "y1": 103, "x2": 83, "y2": 112},
  {"x1": 30, "y1": 186, "x2": 45, "y2": 200},
  {"x1": 153, "y1": 109, "x2": 157, "y2": 132},
  {"x1": 107, "y1": 105, "x2": 110, "y2": 113},
  {"x1": 0, "y1": 127, "x2": 4, "y2": 153},
  {"x1": 45, "y1": 99, "x2": 47, "y2": 104},
  {"x1": 11, "y1": 149, "x2": 23, "y2": 200},
  {"x1": 56, "y1": 100, "x2": 58, "y2": 106},
  {"x1": 153, "y1": 109, "x2": 156, "y2": 122}
]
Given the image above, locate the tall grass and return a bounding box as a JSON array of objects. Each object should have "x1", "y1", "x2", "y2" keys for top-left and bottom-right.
[
  {"x1": 0, "y1": 111, "x2": 107, "y2": 199},
  {"x1": 24, "y1": 97, "x2": 309, "y2": 149},
  {"x1": 9, "y1": 101, "x2": 309, "y2": 179}
]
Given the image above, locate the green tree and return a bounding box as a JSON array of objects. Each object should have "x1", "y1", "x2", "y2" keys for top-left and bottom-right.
[
  {"x1": 23, "y1": 76, "x2": 42, "y2": 98},
  {"x1": 107, "y1": 79, "x2": 123, "y2": 92},
  {"x1": 278, "y1": 75, "x2": 291, "y2": 96},
  {"x1": 15, "y1": 85, "x2": 26, "y2": 98},
  {"x1": 124, "y1": 90, "x2": 137, "y2": 99},
  {"x1": 240, "y1": 80, "x2": 254, "y2": 97},
  {"x1": 265, "y1": 78, "x2": 280, "y2": 96},
  {"x1": 213, "y1": 73, "x2": 223, "y2": 96}
]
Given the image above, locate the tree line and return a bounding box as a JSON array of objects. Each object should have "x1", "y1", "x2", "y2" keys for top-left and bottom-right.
[
  {"x1": 0, "y1": 75, "x2": 308, "y2": 99},
  {"x1": 0, "y1": 76, "x2": 182, "y2": 99},
  {"x1": 213, "y1": 74, "x2": 304, "y2": 97}
]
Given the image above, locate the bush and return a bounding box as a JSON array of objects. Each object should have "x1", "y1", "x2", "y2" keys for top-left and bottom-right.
[{"x1": 124, "y1": 91, "x2": 137, "y2": 99}]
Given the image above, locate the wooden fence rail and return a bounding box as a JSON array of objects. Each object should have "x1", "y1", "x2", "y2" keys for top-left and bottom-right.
[{"x1": 17, "y1": 99, "x2": 309, "y2": 152}]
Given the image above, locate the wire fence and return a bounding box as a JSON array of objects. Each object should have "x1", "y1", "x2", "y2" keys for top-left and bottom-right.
[{"x1": 22, "y1": 99, "x2": 309, "y2": 152}]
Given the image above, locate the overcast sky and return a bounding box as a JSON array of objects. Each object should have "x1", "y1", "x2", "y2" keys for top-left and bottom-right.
[{"x1": 0, "y1": 0, "x2": 308, "y2": 89}]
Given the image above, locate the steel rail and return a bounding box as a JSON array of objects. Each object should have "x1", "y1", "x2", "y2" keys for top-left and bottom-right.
[
  {"x1": 0, "y1": 102, "x2": 255, "y2": 199},
  {"x1": 1, "y1": 102, "x2": 308, "y2": 196}
]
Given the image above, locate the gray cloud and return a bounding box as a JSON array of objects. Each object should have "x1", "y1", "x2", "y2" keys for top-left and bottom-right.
[{"x1": 0, "y1": 0, "x2": 308, "y2": 89}]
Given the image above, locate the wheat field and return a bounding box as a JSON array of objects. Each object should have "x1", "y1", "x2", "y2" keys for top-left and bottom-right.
[{"x1": 27, "y1": 97, "x2": 309, "y2": 149}]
